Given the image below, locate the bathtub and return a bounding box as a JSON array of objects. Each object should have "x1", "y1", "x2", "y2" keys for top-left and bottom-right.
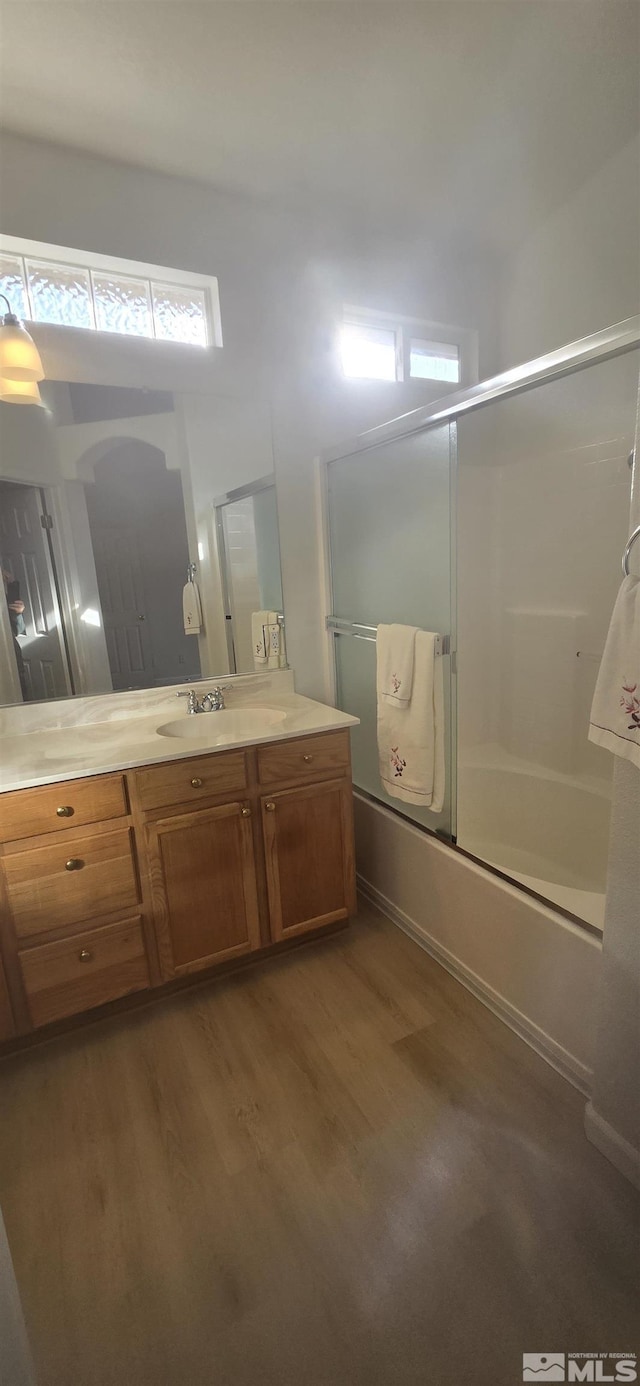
[{"x1": 456, "y1": 755, "x2": 613, "y2": 930}]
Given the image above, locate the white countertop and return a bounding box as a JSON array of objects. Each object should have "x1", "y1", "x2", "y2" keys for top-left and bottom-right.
[{"x1": 0, "y1": 676, "x2": 359, "y2": 793}]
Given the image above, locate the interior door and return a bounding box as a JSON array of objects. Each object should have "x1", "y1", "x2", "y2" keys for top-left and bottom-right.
[
  {"x1": 91, "y1": 526, "x2": 154, "y2": 689},
  {"x1": 0, "y1": 480, "x2": 71, "y2": 701}
]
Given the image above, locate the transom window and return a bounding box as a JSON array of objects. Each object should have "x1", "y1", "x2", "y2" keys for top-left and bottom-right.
[
  {"x1": 339, "y1": 307, "x2": 474, "y2": 387},
  {"x1": 0, "y1": 235, "x2": 222, "y2": 349}
]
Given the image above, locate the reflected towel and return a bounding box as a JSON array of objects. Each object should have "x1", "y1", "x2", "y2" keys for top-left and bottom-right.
[
  {"x1": 377, "y1": 630, "x2": 444, "y2": 811},
  {"x1": 252, "y1": 611, "x2": 269, "y2": 668},
  {"x1": 589, "y1": 575, "x2": 640, "y2": 770},
  {"x1": 377, "y1": 624, "x2": 419, "y2": 706},
  {"x1": 182, "y1": 580, "x2": 203, "y2": 636},
  {"x1": 267, "y1": 613, "x2": 281, "y2": 669}
]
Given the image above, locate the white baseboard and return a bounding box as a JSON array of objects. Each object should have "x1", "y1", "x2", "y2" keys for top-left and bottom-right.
[
  {"x1": 584, "y1": 1102, "x2": 640, "y2": 1188},
  {"x1": 357, "y1": 873, "x2": 593, "y2": 1096}
]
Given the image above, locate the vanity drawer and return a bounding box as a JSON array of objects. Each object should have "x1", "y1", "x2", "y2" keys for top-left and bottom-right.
[
  {"x1": 20, "y1": 916, "x2": 150, "y2": 1028},
  {"x1": 133, "y1": 750, "x2": 248, "y2": 813},
  {"x1": 3, "y1": 827, "x2": 139, "y2": 942},
  {"x1": 0, "y1": 773, "x2": 128, "y2": 844},
  {"x1": 258, "y1": 731, "x2": 351, "y2": 787}
]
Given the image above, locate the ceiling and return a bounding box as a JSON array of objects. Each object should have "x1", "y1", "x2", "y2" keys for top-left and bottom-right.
[{"x1": 0, "y1": 1, "x2": 638, "y2": 253}]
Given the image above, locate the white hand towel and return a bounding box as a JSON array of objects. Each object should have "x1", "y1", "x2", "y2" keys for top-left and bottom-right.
[
  {"x1": 251, "y1": 611, "x2": 269, "y2": 668},
  {"x1": 183, "y1": 580, "x2": 203, "y2": 636},
  {"x1": 589, "y1": 575, "x2": 640, "y2": 770},
  {"x1": 377, "y1": 629, "x2": 445, "y2": 812},
  {"x1": 377, "y1": 624, "x2": 419, "y2": 706}
]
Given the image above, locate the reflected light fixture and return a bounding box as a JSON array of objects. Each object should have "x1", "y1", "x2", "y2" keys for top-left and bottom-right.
[
  {"x1": 0, "y1": 377, "x2": 45, "y2": 406},
  {"x1": 0, "y1": 292, "x2": 44, "y2": 383}
]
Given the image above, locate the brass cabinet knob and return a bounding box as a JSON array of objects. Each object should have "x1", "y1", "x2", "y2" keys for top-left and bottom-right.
[
  {"x1": 56, "y1": 805, "x2": 74, "y2": 818},
  {"x1": 265, "y1": 802, "x2": 276, "y2": 812},
  {"x1": 65, "y1": 858, "x2": 83, "y2": 871},
  {"x1": 190, "y1": 777, "x2": 203, "y2": 788},
  {"x1": 241, "y1": 806, "x2": 251, "y2": 817},
  {"x1": 78, "y1": 949, "x2": 92, "y2": 962},
  {"x1": 303, "y1": 754, "x2": 313, "y2": 762}
]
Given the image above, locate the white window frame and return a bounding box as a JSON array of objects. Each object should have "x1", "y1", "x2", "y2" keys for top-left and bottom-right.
[
  {"x1": 341, "y1": 303, "x2": 478, "y2": 388},
  {"x1": 0, "y1": 233, "x2": 223, "y2": 350}
]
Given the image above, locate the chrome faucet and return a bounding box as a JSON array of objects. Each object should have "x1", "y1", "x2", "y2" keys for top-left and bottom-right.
[
  {"x1": 201, "y1": 686, "x2": 226, "y2": 712},
  {"x1": 176, "y1": 688, "x2": 201, "y2": 714},
  {"x1": 176, "y1": 685, "x2": 229, "y2": 714}
]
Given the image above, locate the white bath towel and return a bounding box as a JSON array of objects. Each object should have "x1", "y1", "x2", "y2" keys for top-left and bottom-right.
[
  {"x1": 378, "y1": 629, "x2": 445, "y2": 811},
  {"x1": 182, "y1": 580, "x2": 203, "y2": 636},
  {"x1": 377, "y1": 624, "x2": 419, "y2": 706},
  {"x1": 589, "y1": 575, "x2": 640, "y2": 770},
  {"x1": 251, "y1": 611, "x2": 269, "y2": 668}
]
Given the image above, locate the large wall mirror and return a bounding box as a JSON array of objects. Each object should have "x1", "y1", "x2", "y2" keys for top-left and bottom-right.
[{"x1": 0, "y1": 382, "x2": 286, "y2": 704}]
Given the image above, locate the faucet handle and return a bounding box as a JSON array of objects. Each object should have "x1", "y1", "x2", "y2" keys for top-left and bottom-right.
[{"x1": 176, "y1": 688, "x2": 199, "y2": 712}]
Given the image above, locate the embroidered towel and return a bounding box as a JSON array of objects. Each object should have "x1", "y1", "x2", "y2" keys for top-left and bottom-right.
[
  {"x1": 377, "y1": 629, "x2": 445, "y2": 811},
  {"x1": 377, "y1": 624, "x2": 419, "y2": 706},
  {"x1": 182, "y1": 580, "x2": 203, "y2": 636},
  {"x1": 588, "y1": 575, "x2": 640, "y2": 770},
  {"x1": 251, "y1": 611, "x2": 269, "y2": 668}
]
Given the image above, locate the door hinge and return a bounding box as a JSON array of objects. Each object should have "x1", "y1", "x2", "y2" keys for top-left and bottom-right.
[{"x1": 40, "y1": 513, "x2": 54, "y2": 530}]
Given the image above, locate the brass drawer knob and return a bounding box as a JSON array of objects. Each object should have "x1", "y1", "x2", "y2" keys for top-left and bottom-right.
[
  {"x1": 65, "y1": 858, "x2": 83, "y2": 871},
  {"x1": 303, "y1": 754, "x2": 313, "y2": 762},
  {"x1": 56, "y1": 805, "x2": 74, "y2": 818},
  {"x1": 78, "y1": 949, "x2": 92, "y2": 962},
  {"x1": 241, "y1": 806, "x2": 251, "y2": 817},
  {"x1": 190, "y1": 777, "x2": 203, "y2": 788},
  {"x1": 265, "y1": 802, "x2": 276, "y2": 812}
]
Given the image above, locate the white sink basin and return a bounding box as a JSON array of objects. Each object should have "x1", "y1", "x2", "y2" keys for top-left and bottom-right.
[{"x1": 156, "y1": 707, "x2": 287, "y2": 741}]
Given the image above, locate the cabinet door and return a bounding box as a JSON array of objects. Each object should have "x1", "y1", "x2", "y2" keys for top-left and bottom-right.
[
  {"x1": 147, "y1": 802, "x2": 261, "y2": 978},
  {"x1": 262, "y1": 778, "x2": 356, "y2": 942},
  {"x1": 0, "y1": 956, "x2": 14, "y2": 1042}
]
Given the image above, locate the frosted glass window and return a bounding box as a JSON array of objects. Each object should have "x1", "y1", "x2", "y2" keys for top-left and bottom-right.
[
  {"x1": 92, "y1": 272, "x2": 152, "y2": 337},
  {"x1": 151, "y1": 283, "x2": 208, "y2": 346},
  {"x1": 0, "y1": 254, "x2": 29, "y2": 320},
  {"x1": 26, "y1": 259, "x2": 94, "y2": 329},
  {"x1": 340, "y1": 322, "x2": 398, "y2": 381},
  {"x1": 0, "y1": 238, "x2": 218, "y2": 347},
  {"x1": 410, "y1": 339, "x2": 460, "y2": 383}
]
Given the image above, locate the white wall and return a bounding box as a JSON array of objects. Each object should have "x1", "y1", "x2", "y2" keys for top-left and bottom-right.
[
  {"x1": 585, "y1": 465, "x2": 640, "y2": 1187},
  {"x1": 498, "y1": 136, "x2": 640, "y2": 367}
]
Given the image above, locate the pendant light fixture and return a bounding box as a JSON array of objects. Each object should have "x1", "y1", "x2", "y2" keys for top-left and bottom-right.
[
  {"x1": 0, "y1": 293, "x2": 44, "y2": 383},
  {"x1": 0, "y1": 377, "x2": 44, "y2": 406}
]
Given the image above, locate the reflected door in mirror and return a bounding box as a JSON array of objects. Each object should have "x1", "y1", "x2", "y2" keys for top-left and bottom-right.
[{"x1": 0, "y1": 481, "x2": 71, "y2": 701}]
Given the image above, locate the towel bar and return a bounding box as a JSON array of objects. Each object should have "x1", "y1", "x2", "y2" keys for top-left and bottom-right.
[
  {"x1": 326, "y1": 617, "x2": 450, "y2": 658},
  {"x1": 622, "y1": 525, "x2": 640, "y2": 577}
]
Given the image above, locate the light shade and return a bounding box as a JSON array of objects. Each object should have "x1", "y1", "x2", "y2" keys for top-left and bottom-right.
[
  {"x1": 0, "y1": 318, "x2": 44, "y2": 382},
  {"x1": 0, "y1": 377, "x2": 45, "y2": 406}
]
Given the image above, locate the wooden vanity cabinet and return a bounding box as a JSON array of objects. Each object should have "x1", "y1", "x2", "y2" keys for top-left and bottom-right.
[
  {"x1": 0, "y1": 771, "x2": 152, "y2": 1034},
  {"x1": 0, "y1": 955, "x2": 14, "y2": 1041},
  {"x1": 0, "y1": 728, "x2": 356, "y2": 1040}
]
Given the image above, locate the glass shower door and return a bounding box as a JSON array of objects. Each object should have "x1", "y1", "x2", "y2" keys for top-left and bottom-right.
[
  {"x1": 327, "y1": 422, "x2": 455, "y2": 838},
  {"x1": 455, "y1": 346, "x2": 639, "y2": 929}
]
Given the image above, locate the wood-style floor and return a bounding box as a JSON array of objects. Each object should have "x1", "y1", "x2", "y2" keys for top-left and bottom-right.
[{"x1": 0, "y1": 904, "x2": 638, "y2": 1386}]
